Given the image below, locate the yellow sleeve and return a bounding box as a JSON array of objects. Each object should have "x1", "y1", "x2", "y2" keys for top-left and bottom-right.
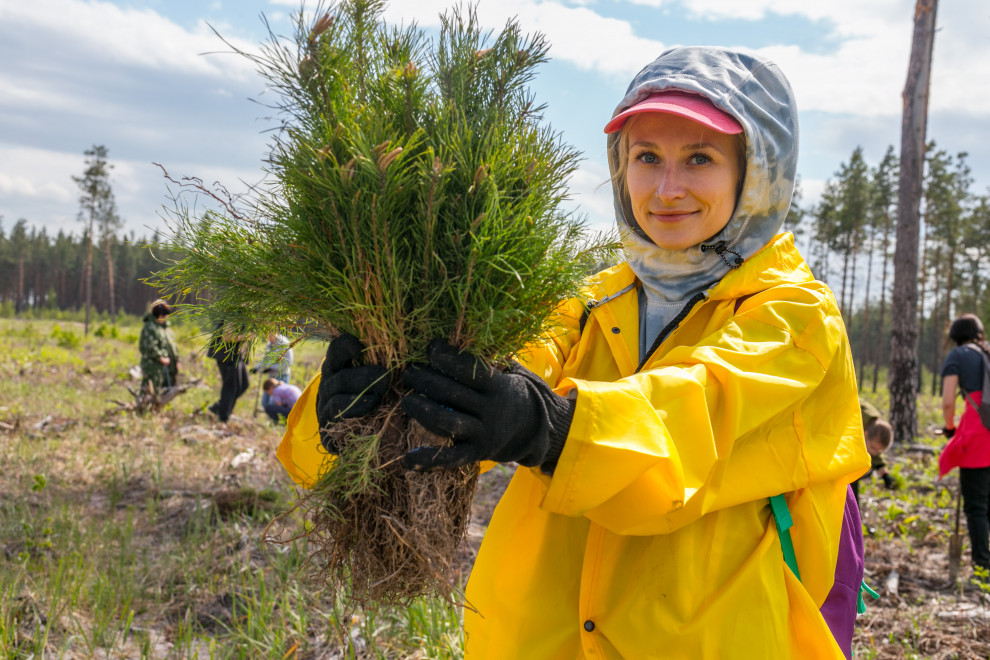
[
  {"x1": 276, "y1": 372, "x2": 334, "y2": 488},
  {"x1": 541, "y1": 284, "x2": 869, "y2": 540}
]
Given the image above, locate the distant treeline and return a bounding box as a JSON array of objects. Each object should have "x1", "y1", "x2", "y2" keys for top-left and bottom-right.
[
  {"x1": 791, "y1": 141, "x2": 990, "y2": 395},
  {"x1": 4, "y1": 139, "x2": 989, "y2": 397},
  {"x1": 0, "y1": 218, "x2": 173, "y2": 317}
]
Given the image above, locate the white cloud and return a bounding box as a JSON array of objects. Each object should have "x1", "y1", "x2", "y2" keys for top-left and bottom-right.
[
  {"x1": 0, "y1": 147, "x2": 78, "y2": 205},
  {"x1": 2, "y1": 0, "x2": 988, "y2": 236},
  {"x1": 378, "y1": 0, "x2": 990, "y2": 118},
  {"x1": 565, "y1": 161, "x2": 615, "y2": 232},
  {"x1": 0, "y1": 1, "x2": 259, "y2": 79}
]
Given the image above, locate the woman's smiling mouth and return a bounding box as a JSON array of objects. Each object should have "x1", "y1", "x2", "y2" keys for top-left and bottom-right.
[{"x1": 649, "y1": 210, "x2": 696, "y2": 223}]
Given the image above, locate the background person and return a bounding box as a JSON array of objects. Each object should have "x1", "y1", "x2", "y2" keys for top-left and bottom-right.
[
  {"x1": 851, "y1": 400, "x2": 896, "y2": 504},
  {"x1": 938, "y1": 313, "x2": 990, "y2": 576},
  {"x1": 206, "y1": 321, "x2": 250, "y2": 423},
  {"x1": 252, "y1": 332, "x2": 294, "y2": 413},
  {"x1": 138, "y1": 299, "x2": 178, "y2": 395},
  {"x1": 262, "y1": 378, "x2": 302, "y2": 424}
]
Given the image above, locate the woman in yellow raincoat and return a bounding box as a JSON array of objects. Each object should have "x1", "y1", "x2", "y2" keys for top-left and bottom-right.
[{"x1": 281, "y1": 46, "x2": 869, "y2": 658}]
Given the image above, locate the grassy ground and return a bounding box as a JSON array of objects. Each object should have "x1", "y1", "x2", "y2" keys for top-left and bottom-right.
[
  {"x1": 2, "y1": 317, "x2": 990, "y2": 658},
  {"x1": 853, "y1": 388, "x2": 990, "y2": 659},
  {"x1": 0, "y1": 317, "x2": 500, "y2": 659}
]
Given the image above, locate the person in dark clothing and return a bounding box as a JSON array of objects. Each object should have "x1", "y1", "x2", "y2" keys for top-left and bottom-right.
[
  {"x1": 206, "y1": 321, "x2": 250, "y2": 423},
  {"x1": 850, "y1": 399, "x2": 895, "y2": 505},
  {"x1": 939, "y1": 314, "x2": 990, "y2": 575},
  {"x1": 139, "y1": 299, "x2": 179, "y2": 395}
]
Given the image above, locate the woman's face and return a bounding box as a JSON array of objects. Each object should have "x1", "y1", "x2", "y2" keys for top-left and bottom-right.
[{"x1": 624, "y1": 113, "x2": 743, "y2": 250}]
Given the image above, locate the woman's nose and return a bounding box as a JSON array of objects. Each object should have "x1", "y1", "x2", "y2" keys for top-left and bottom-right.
[{"x1": 654, "y1": 166, "x2": 686, "y2": 201}]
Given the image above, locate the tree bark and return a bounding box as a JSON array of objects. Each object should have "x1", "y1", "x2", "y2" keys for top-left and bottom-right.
[
  {"x1": 873, "y1": 209, "x2": 893, "y2": 392},
  {"x1": 928, "y1": 244, "x2": 943, "y2": 395},
  {"x1": 859, "y1": 237, "x2": 874, "y2": 390},
  {"x1": 84, "y1": 224, "x2": 93, "y2": 335},
  {"x1": 916, "y1": 226, "x2": 928, "y2": 393},
  {"x1": 16, "y1": 256, "x2": 24, "y2": 314},
  {"x1": 105, "y1": 238, "x2": 116, "y2": 322},
  {"x1": 889, "y1": 0, "x2": 938, "y2": 441}
]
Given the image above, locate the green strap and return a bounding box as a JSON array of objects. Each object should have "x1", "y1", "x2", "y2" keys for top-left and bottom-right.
[
  {"x1": 769, "y1": 494, "x2": 801, "y2": 581},
  {"x1": 857, "y1": 580, "x2": 879, "y2": 614},
  {"x1": 770, "y1": 494, "x2": 880, "y2": 620}
]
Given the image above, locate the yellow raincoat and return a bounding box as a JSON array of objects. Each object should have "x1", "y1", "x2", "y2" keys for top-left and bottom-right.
[
  {"x1": 279, "y1": 43, "x2": 871, "y2": 660},
  {"x1": 277, "y1": 233, "x2": 869, "y2": 658}
]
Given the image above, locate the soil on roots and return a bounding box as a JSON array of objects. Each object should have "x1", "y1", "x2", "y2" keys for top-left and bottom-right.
[{"x1": 299, "y1": 396, "x2": 478, "y2": 607}]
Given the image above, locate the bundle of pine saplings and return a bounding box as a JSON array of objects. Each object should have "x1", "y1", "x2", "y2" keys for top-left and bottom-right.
[{"x1": 152, "y1": 0, "x2": 611, "y2": 606}]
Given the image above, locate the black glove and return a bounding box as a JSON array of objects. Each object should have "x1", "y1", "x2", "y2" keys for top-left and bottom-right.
[
  {"x1": 881, "y1": 472, "x2": 895, "y2": 490},
  {"x1": 315, "y1": 334, "x2": 389, "y2": 453},
  {"x1": 400, "y1": 339, "x2": 575, "y2": 473},
  {"x1": 249, "y1": 367, "x2": 259, "y2": 374},
  {"x1": 943, "y1": 426, "x2": 956, "y2": 439}
]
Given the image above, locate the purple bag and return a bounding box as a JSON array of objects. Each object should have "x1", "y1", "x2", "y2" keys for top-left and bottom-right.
[
  {"x1": 773, "y1": 485, "x2": 865, "y2": 659},
  {"x1": 818, "y1": 485, "x2": 865, "y2": 659}
]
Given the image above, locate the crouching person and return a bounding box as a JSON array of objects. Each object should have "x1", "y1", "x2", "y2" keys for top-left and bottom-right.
[{"x1": 263, "y1": 378, "x2": 302, "y2": 424}]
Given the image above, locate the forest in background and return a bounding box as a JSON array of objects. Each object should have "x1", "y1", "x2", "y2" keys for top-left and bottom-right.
[
  {"x1": 2, "y1": 138, "x2": 989, "y2": 395},
  {"x1": 790, "y1": 140, "x2": 990, "y2": 396},
  {"x1": 0, "y1": 219, "x2": 171, "y2": 320}
]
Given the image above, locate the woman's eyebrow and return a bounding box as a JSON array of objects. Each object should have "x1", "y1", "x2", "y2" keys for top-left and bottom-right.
[
  {"x1": 628, "y1": 140, "x2": 728, "y2": 156},
  {"x1": 682, "y1": 142, "x2": 726, "y2": 153}
]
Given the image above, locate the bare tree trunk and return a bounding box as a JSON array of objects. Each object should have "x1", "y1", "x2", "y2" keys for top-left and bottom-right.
[
  {"x1": 104, "y1": 238, "x2": 116, "y2": 322},
  {"x1": 916, "y1": 229, "x2": 928, "y2": 393},
  {"x1": 849, "y1": 227, "x2": 860, "y2": 354},
  {"x1": 859, "y1": 240, "x2": 874, "y2": 390},
  {"x1": 16, "y1": 257, "x2": 24, "y2": 314},
  {"x1": 889, "y1": 0, "x2": 938, "y2": 443},
  {"x1": 84, "y1": 223, "x2": 93, "y2": 335},
  {"x1": 933, "y1": 251, "x2": 956, "y2": 392},
  {"x1": 840, "y1": 250, "x2": 850, "y2": 320},
  {"x1": 928, "y1": 245, "x2": 943, "y2": 394},
  {"x1": 873, "y1": 210, "x2": 893, "y2": 392}
]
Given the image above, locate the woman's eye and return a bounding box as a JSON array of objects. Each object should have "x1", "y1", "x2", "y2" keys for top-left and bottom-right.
[
  {"x1": 635, "y1": 151, "x2": 659, "y2": 164},
  {"x1": 689, "y1": 153, "x2": 713, "y2": 166}
]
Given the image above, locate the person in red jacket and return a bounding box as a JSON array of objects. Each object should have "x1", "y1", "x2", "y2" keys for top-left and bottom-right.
[{"x1": 939, "y1": 313, "x2": 990, "y2": 575}]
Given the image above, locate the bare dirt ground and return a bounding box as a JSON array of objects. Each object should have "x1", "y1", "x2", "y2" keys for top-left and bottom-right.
[{"x1": 3, "y1": 320, "x2": 990, "y2": 658}]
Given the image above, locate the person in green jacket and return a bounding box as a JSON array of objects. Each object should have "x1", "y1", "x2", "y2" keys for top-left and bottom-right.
[
  {"x1": 851, "y1": 399, "x2": 895, "y2": 504},
  {"x1": 139, "y1": 299, "x2": 178, "y2": 395}
]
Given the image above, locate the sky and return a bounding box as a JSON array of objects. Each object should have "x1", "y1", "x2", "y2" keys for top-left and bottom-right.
[{"x1": 2, "y1": 0, "x2": 989, "y2": 240}]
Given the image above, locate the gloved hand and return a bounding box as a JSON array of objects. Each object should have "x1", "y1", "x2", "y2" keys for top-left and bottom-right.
[
  {"x1": 315, "y1": 333, "x2": 389, "y2": 453},
  {"x1": 881, "y1": 472, "x2": 895, "y2": 490},
  {"x1": 400, "y1": 339, "x2": 575, "y2": 473},
  {"x1": 943, "y1": 426, "x2": 956, "y2": 439}
]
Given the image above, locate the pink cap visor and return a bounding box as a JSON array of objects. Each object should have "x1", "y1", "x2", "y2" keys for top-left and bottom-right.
[{"x1": 604, "y1": 91, "x2": 743, "y2": 135}]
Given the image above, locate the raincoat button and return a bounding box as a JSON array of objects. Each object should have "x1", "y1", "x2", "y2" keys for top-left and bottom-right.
[
  {"x1": 611, "y1": 327, "x2": 620, "y2": 334},
  {"x1": 584, "y1": 620, "x2": 595, "y2": 632}
]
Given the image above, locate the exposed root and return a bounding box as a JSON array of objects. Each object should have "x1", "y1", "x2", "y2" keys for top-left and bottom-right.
[{"x1": 277, "y1": 393, "x2": 478, "y2": 607}]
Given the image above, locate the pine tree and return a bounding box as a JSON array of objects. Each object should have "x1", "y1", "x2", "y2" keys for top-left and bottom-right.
[
  {"x1": 73, "y1": 145, "x2": 116, "y2": 334},
  {"x1": 152, "y1": 0, "x2": 609, "y2": 605},
  {"x1": 870, "y1": 147, "x2": 898, "y2": 392},
  {"x1": 923, "y1": 146, "x2": 971, "y2": 393}
]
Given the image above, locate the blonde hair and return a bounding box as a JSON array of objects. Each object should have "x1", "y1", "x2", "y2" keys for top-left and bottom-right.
[{"x1": 610, "y1": 114, "x2": 747, "y2": 218}]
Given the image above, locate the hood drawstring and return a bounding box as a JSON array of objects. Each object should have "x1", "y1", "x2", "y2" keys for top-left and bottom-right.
[{"x1": 701, "y1": 241, "x2": 743, "y2": 269}]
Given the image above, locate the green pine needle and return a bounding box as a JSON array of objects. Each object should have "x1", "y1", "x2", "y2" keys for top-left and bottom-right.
[{"x1": 151, "y1": 0, "x2": 616, "y2": 366}]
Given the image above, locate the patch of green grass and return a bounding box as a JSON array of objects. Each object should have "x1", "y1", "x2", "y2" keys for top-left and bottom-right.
[{"x1": 0, "y1": 317, "x2": 472, "y2": 656}]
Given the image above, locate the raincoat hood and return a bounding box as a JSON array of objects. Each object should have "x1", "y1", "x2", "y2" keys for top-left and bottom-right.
[{"x1": 607, "y1": 46, "x2": 799, "y2": 350}]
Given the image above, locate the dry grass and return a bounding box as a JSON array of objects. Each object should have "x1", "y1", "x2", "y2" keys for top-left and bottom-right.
[
  {"x1": 5, "y1": 316, "x2": 990, "y2": 659},
  {"x1": 0, "y1": 317, "x2": 502, "y2": 658}
]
